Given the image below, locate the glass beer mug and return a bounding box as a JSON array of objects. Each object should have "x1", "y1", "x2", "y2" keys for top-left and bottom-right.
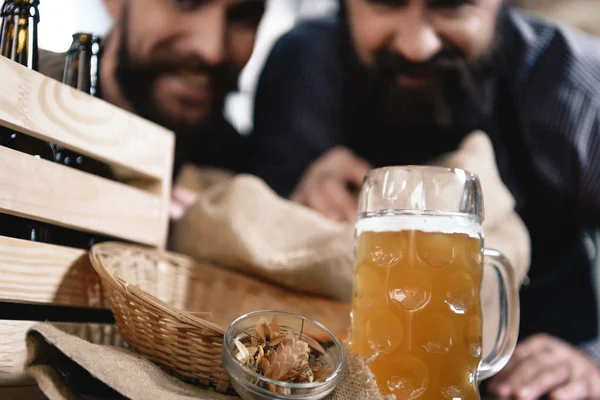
[{"x1": 351, "y1": 166, "x2": 519, "y2": 400}]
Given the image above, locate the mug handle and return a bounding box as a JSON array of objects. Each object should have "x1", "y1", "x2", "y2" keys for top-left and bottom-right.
[{"x1": 478, "y1": 249, "x2": 520, "y2": 381}]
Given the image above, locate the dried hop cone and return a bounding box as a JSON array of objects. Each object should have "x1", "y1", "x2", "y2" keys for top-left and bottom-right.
[
  {"x1": 260, "y1": 337, "x2": 313, "y2": 383},
  {"x1": 232, "y1": 316, "x2": 333, "y2": 388},
  {"x1": 252, "y1": 316, "x2": 286, "y2": 347}
]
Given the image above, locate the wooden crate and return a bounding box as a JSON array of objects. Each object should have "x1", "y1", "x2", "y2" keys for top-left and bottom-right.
[{"x1": 0, "y1": 55, "x2": 175, "y2": 385}]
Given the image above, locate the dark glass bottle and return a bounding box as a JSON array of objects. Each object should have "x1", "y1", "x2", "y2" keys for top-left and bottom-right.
[
  {"x1": 63, "y1": 33, "x2": 98, "y2": 94},
  {"x1": 54, "y1": 32, "x2": 114, "y2": 249},
  {"x1": 57, "y1": 33, "x2": 114, "y2": 179},
  {"x1": 0, "y1": 0, "x2": 55, "y2": 243}
]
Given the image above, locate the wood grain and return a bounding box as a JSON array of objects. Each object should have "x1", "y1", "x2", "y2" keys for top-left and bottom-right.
[
  {"x1": 0, "y1": 56, "x2": 176, "y2": 386},
  {"x1": 0, "y1": 146, "x2": 166, "y2": 246},
  {"x1": 0, "y1": 237, "x2": 107, "y2": 308},
  {"x1": 0, "y1": 56, "x2": 174, "y2": 182}
]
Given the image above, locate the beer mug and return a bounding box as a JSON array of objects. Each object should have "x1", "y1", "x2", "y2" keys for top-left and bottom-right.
[{"x1": 351, "y1": 166, "x2": 519, "y2": 400}]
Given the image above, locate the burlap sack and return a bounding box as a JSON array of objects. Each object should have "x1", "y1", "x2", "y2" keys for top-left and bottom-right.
[
  {"x1": 171, "y1": 173, "x2": 355, "y2": 301},
  {"x1": 171, "y1": 130, "x2": 531, "y2": 303},
  {"x1": 25, "y1": 324, "x2": 383, "y2": 400}
]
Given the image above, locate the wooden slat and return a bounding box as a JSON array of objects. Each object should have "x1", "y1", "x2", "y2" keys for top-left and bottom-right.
[
  {"x1": 0, "y1": 56, "x2": 174, "y2": 182},
  {"x1": 0, "y1": 146, "x2": 166, "y2": 247},
  {"x1": 0, "y1": 320, "x2": 37, "y2": 385},
  {"x1": 0, "y1": 56, "x2": 175, "y2": 387},
  {"x1": 0, "y1": 237, "x2": 106, "y2": 308}
]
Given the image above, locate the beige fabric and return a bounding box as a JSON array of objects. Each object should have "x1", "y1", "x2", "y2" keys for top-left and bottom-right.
[
  {"x1": 171, "y1": 174, "x2": 355, "y2": 301},
  {"x1": 171, "y1": 130, "x2": 530, "y2": 302},
  {"x1": 25, "y1": 324, "x2": 383, "y2": 400}
]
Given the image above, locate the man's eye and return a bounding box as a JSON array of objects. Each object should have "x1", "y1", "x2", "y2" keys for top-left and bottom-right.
[
  {"x1": 228, "y1": 2, "x2": 265, "y2": 28},
  {"x1": 428, "y1": 0, "x2": 473, "y2": 9},
  {"x1": 366, "y1": 0, "x2": 408, "y2": 7},
  {"x1": 172, "y1": 0, "x2": 203, "y2": 10}
]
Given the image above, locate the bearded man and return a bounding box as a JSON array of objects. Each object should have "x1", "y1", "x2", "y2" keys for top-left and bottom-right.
[
  {"x1": 249, "y1": 0, "x2": 600, "y2": 398},
  {"x1": 40, "y1": 0, "x2": 266, "y2": 219}
]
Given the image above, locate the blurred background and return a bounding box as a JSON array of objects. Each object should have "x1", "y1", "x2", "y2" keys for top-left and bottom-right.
[
  {"x1": 38, "y1": 0, "x2": 112, "y2": 52},
  {"x1": 38, "y1": 0, "x2": 599, "y2": 137}
]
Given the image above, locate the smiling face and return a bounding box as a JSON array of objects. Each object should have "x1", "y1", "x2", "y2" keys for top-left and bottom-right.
[
  {"x1": 112, "y1": 0, "x2": 264, "y2": 136},
  {"x1": 342, "y1": 0, "x2": 503, "y2": 126}
]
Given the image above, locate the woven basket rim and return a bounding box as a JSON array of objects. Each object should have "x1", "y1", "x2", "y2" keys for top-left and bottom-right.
[{"x1": 88, "y1": 241, "x2": 225, "y2": 335}]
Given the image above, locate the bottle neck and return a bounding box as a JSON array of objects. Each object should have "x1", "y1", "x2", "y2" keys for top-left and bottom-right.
[
  {"x1": 63, "y1": 34, "x2": 102, "y2": 96},
  {"x1": 0, "y1": 1, "x2": 39, "y2": 71}
]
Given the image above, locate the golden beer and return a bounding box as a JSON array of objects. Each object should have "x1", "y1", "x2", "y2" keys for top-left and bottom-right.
[{"x1": 351, "y1": 214, "x2": 483, "y2": 400}]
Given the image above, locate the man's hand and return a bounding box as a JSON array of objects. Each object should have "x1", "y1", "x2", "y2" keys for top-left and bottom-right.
[
  {"x1": 170, "y1": 186, "x2": 198, "y2": 222},
  {"x1": 488, "y1": 334, "x2": 600, "y2": 400},
  {"x1": 291, "y1": 147, "x2": 371, "y2": 222}
]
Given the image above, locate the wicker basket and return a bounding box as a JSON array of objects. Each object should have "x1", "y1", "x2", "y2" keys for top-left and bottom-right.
[{"x1": 89, "y1": 242, "x2": 351, "y2": 393}]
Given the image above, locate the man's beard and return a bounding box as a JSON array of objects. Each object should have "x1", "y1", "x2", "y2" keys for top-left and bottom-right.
[
  {"x1": 113, "y1": 11, "x2": 238, "y2": 141},
  {"x1": 340, "y1": 7, "x2": 505, "y2": 131},
  {"x1": 372, "y1": 42, "x2": 499, "y2": 129}
]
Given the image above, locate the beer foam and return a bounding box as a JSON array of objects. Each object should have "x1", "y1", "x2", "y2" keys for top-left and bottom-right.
[{"x1": 356, "y1": 214, "x2": 481, "y2": 238}]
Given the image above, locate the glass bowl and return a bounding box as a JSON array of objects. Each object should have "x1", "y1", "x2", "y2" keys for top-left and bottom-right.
[{"x1": 222, "y1": 310, "x2": 345, "y2": 400}]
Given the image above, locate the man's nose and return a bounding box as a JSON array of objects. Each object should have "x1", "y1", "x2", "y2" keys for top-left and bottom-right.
[
  {"x1": 390, "y1": 6, "x2": 442, "y2": 63},
  {"x1": 180, "y1": 5, "x2": 227, "y2": 65}
]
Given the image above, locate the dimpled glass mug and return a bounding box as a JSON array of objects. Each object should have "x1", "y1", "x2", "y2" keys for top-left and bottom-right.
[{"x1": 351, "y1": 166, "x2": 519, "y2": 400}]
